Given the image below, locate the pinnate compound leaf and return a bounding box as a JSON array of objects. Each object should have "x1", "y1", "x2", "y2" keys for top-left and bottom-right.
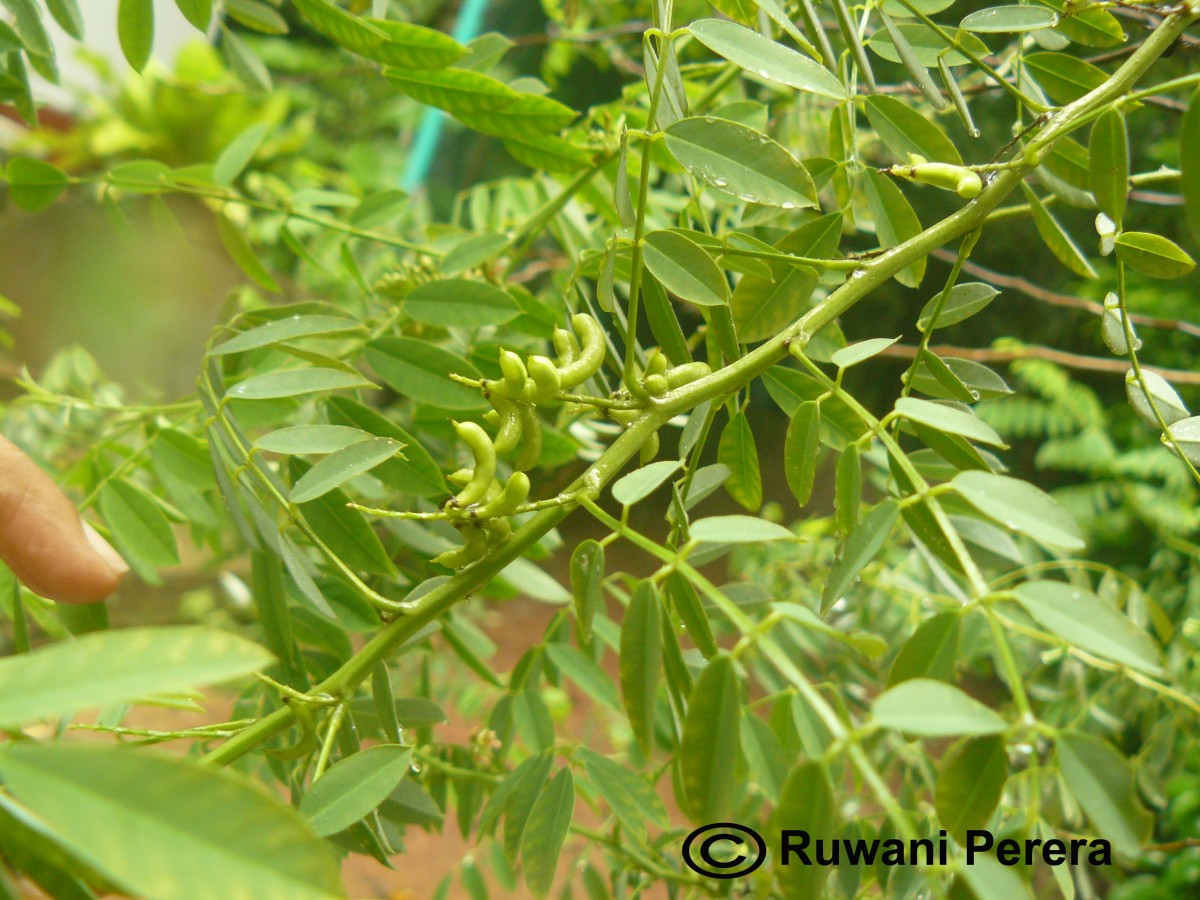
[
  {"x1": 0, "y1": 627, "x2": 270, "y2": 726},
  {"x1": 0, "y1": 743, "x2": 345, "y2": 900},
  {"x1": 952, "y1": 471, "x2": 1085, "y2": 551},
  {"x1": 1012, "y1": 580, "x2": 1162, "y2": 674},
  {"x1": 299, "y1": 745, "x2": 412, "y2": 836},
  {"x1": 872, "y1": 678, "x2": 1006, "y2": 736},
  {"x1": 664, "y1": 117, "x2": 818, "y2": 209}
]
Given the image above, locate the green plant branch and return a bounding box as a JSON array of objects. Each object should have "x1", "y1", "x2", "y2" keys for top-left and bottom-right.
[{"x1": 200, "y1": 8, "x2": 1197, "y2": 770}]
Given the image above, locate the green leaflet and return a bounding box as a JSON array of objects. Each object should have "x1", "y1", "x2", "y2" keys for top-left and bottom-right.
[
  {"x1": 680, "y1": 654, "x2": 742, "y2": 822},
  {"x1": 211, "y1": 315, "x2": 365, "y2": 355},
  {"x1": 401, "y1": 279, "x2": 520, "y2": 327},
  {"x1": 1115, "y1": 232, "x2": 1196, "y2": 279},
  {"x1": 664, "y1": 117, "x2": 818, "y2": 209},
  {"x1": 174, "y1": 0, "x2": 212, "y2": 31},
  {"x1": 325, "y1": 397, "x2": 447, "y2": 497},
  {"x1": 864, "y1": 95, "x2": 962, "y2": 166},
  {"x1": 642, "y1": 231, "x2": 729, "y2": 307},
  {"x1": 953, "y1": 470, "x2": 1085, "y2": 551},
  {"x1": 364, "y1": 337, "x2": 486, "y2": 410},
  {"x1": 299, "y1": 746, "x2": 412, "y2": 836},
  {"x1": 288, "y1": 438, "x2": 404, "y2": 503},
  {"x1": 1020, "y1": 183, "x2": 1097, "y2": 278},
  {"x1": 1089, "y1": 109, "x2": 1129, "y2": 225},
  {"x1": 718, "y1": 410, "x2": 762, "y2": 510},
  {"x1": 5, "y1": 157, "x2": 68, "y2": 212},
  {"x1": 619, "y1": 580, "x2": 662, "y2": 755},
  {"x1": 1183, "y1": 88, "x2": 1200, "y2": 246},
  {"x1": 961, "y1": 5, "x2": 1058, "y2": 32},
  {"x1": 1056, "y1": 731, "x2": 1152, "y2": 855},
  {"x1": 1012, "y1": 580, "x2": 1163, "y2": 674},
  {"x1": 520, "y1": 769, "x2": 574, "y2": 897},
  {"x1": 822, "y1": 498, "x2": 900, "y2": 612},
  {"x1": 383, "y1": 66, "x2": 518, "y2": 113},
  {"x1": 936, "y1": 735, "x2": 1008, "y2": 839},
  {"x1": 689, "y1": 18, "x2": 846, "y2": 100},
  {"x1": 99, "y1": 478, "x2": 180, "y2": 584},
  {"x1": 862, "y1": 169, "x2": 925, "y2": 287},
  {"x1": 0, "y1": 744, "x2": 345, "y2": 900},
  {"x1": 1025, "y1": 52, "x2": 1108, "y2": 105},
  {"x1": 730, "y1": 213, "x2": 841, "y2": 343},
  {"x1": 0, "y1": 627, "x2": 271, "y2": 726},
  {"x1": 784, "y1": 400, "x2": 821, "y2": 506},
  {"x1": 872, "y1": 678, "x2": 1006, "y2": 736},
  {"x1": 117, "y1": 0, "x2": 154, "y2": 71}
]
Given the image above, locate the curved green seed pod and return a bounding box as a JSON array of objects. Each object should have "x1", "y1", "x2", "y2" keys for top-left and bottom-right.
[
  {"x1": 447, "y1": 467, "x2": 474, "y2": 487},
  {"x1": 645, "y1": 349, "x2": 669, "y2": 377},
  {"x1": 488, "y1": 350, "x2": 530, "y2": 400},
  {"x1": 527, "y1": 355, "x2": 562, "y2": 404},
  {"x1": 513, "y1": 406, "x2": 543, "y2": 472},
  {"x1": 639, "y1": 431, "x2": 660, "y2": 464},
  {"x1": 556, "y1": 313, "x2": 606, "y2": 389},
  {"x1": 552, "y1": 327, "x2": 579, "y2": 368},
  {"x1": 889, "y1": 163, "x2": 982, "y2": 199},
  {"x1": 431, "y1": 524, "x2": 489, "y2": 568},
  {"x1": 475, "y1": 471, "x2": 530, "y2": 519},
  {"x1": 451, "y1": 421, "x2": 497, "y2": 507},
  {"x1": 644, "y1": 374, "x2": 669, "y2": 397},
  {"x1": 491, "y1": 398, "x2": 523, "y2": 456},
  {"x1": 663, "y1": 361, "x2": 712, "y2": 389},
  {"x1": 482, "y1": 515, "x2": 511, "y2": 543}
]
